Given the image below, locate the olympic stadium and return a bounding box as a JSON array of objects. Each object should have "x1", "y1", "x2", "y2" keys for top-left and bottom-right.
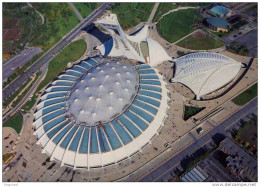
[
  {"x1": 33, "y1": 13, "x2": 243, "y2": 171},
  {"x1": 33, "y1": 56, "x2": 169, "y2": 169}
]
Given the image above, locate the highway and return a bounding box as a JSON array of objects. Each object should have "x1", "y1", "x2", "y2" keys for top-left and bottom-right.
[
  {"x1": 138, "y1": 98, "x2": 257, "y2": 182},
  {"x1": 3, "y1": 3, "x2": 111, "y2": 101}
]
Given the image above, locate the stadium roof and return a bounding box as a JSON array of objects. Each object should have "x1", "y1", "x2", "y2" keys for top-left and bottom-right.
[
  {"x1": 33, "y1": 56, "x2": 168, "y2": 169},
  {"x1": 210, "y1": 5, "x2": 230, "y2": 17},
  {"x1": 96, "y1": 13, "x2": 172, "y2": 67},
  {"x1": 171, "y1": 52, "x2": 241, "y2": 99},
  {"x1": 206, "y1": 17, "x2": 228, "y2": 29}
]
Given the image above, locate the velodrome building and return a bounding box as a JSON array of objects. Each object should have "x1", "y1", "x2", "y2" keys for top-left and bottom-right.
[{"x1": 33, "y1": 13, "x2": 242, "y2": 170}]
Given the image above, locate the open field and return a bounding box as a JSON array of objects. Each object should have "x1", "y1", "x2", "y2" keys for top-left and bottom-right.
[
  {"x1": 152, "y1": 3, "x2": 177, "y2": 23},
  {"x1": 157, "y1": 8, "x2": 198, "y2": 43},
  {"x1": 177, "y1": 30, "x2": 225, "y2": 50},
  {"x1": 3, "y1": 113, "x2": 23, "y2": 134},
  {"x1": 232, "y1": 83, "x2": 257, "y2": 106},
  {"x1": 152, "y1": 3, "x2": 208, "y2": 23},
  {"x1": 73, "y1": 3, "x2": 99, "y2": 18},
  {"x1": 111, "y1": 3, "x2": 154, "y2": 30},
  {"x1": 37, "y1": 39, "x2": 87, "y2": 92}
]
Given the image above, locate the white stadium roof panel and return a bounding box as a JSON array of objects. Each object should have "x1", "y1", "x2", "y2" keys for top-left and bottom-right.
[{"x1": 171, "y1": 52, "x2": 241, "y2": 99}]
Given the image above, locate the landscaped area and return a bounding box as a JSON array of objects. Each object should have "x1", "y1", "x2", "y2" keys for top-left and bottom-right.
[
  {"x1": 177, "y1": 31, "x2": 225, "y2": 50},
  {"x1": 3, "y1": 3, "x2": 81, "y2": 89},
  {"x1": 3, "y1": 113, "x2": 23, "y2": 134},
  {"x1": 157, "y1": 8, "x2": 199, "y2": 43},
  {"x1": 22, "y1": 94, "x2": 38, "y2": 112},
  {"x1": 231, "y1": 115, "x2": 257, "y2": 157},
  {"x1": 37, "y1": 39, "x2": 87, "y2": 91},
  {"x1": 111, "y1": 3, "x2": 154, "y2": 30},
  {"x1": 183, "y1": 105, "x2": 205, "y2": 121},
  {"x1": 73, "y1": 3, "x2": 99, "y2": 18},
  {"x1": 232, "y1": 83, "x2": 257, "y2": 106}
]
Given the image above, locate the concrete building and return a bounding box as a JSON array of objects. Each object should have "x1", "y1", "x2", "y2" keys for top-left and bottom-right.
[{"x1": 219, "y1": 138, "x2": 257, "y2": 182}]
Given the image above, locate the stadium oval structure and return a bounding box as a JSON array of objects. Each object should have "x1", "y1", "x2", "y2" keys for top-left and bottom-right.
[
  {"x1": 33, "y1": 56, "x2": 169, "y2": 169},
  {"x1": 170, "y1": 52, "x2": 242, "y2": 100}
]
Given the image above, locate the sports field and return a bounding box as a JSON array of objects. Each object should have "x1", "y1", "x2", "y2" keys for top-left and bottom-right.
[
  {"x1": 177, "y1": 30, "x2": 225, "y2": 50},
  {"x1": 157, "y1": 8, "x2": 198, "y2": 43},
  {"x1": 111, "y1": 3, "x2": 154, "y2": 30}
]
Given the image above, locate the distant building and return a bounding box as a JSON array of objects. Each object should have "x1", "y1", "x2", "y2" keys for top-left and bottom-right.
[
  {"x1": 209, "y1": 5, "x2": 231, "y2": 17},
  {"x1": 219, "y1": 138, "x2": 257, "y2": 182},
  {"x1": 204, "y1": 17, "x2": 228, "y2": 32}
]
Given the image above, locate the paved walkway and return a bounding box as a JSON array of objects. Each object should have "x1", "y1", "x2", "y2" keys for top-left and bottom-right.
[
  {"x1": 147, "y1": 2, "x2": 160, "y2": 24},
  {"x1": 156, "y1": 6, "x2": 198, "y2": 23},
  {"x1": 68, "y1": 2, "x2": 83, "y2": 21}
]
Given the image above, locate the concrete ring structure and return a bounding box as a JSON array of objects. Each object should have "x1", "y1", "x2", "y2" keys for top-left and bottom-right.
[{"x1": 33, "y1": 56, "x2": 169, "y2": 169}]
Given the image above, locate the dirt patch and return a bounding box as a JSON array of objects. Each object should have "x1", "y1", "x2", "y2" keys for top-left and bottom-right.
[{"x1": 192, "y1": 30, "x2": 207, "y2": 40}]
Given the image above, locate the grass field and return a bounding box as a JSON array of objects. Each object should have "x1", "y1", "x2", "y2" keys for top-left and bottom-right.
[
  {"x1": 177, "y1": 33, "x2": 225, "y2": 50},
  {"x1": 157, "y1": 8, "x2": 198, "y2": 43},
  {"x1": 73, "y1": 3, "x2": 99, "y2": 18},
  {"x1": 37, "y1": 39, "x2": 87, "y2": 92},
  {"x1": 152, "y1": 3, "x2": 178, "y2": 22},
  {"x1": 22, "y1": 94, "x2": 37, "y2": 112},
  {"x1": 183, "y1": 105, "x2": 205, "y2": 121},
  {"x1": 111, "y1": 3, "x2": 154, "y2": 30},
  {"x1": 3, "y1": 113, "x2": 23, "y2": 134},
  {"x1": 232, "y1": 83, "x2": 257, "y2": 106}
]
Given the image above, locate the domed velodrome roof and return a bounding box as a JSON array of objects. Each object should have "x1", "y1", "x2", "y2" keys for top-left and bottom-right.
[
  {"x1": 171, "y1": 52, "x2": 241, "y2": 99},
  {"x1": 33, "y1": 56, "x2": 168, "y2": 169}
]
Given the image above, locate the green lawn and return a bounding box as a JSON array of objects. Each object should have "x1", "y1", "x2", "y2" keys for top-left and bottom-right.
[
  {"x1": 183, "y1": 105, "x2": 205, "y2": 121},
  {"x1": 232, "y1": 83, "x2": 257, "y2": 106},
  {"x1": 3, "y1": 113, "x2": 23, "y2": 134},
  {"x1": 152, "y1": 3, "x2": 178, "y2": 23},
  {"x1": 37, "y1": 39, "x2": 87, "y2": 92},
  {"x1": 73, "y1": 3, "x2": 99, "y2": 18},
  {"x1": 244, "y1": 4, "x2": 257, "y2": 13},
  {"x1": 22, "y1": 94, "x2": 38, "y2": 112},
  {"x1": 111, "y1": 3, "x2": 154, "y2": 30},
  {"x1": 157, "y1": 8, "x2": 199, "y2": 43},
  {"x1": 177, "y1": 33, "x2": 225, "y2": 50}
]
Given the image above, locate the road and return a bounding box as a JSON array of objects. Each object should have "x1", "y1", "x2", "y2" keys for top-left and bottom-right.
[
  {"x1": 147, "y1": 2, "x2": 160, "y2": 24},
  {"x1": 138, "y1": 97, "x2": 257, "y2": 182},
  {"x1": 3, "y1": 3, "x2": 111, "y2": 101},
  {"x1": 3, "y1": 47, "x2": 42, "y2": 82},
  {"x1": 3, "y1": 62, "x2": 48, "y2": 122}
]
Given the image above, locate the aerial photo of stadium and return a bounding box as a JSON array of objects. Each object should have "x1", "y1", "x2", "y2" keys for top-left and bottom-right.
[{"x1": 2, "y1": 1, "x2": 258, "y2": 184}]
